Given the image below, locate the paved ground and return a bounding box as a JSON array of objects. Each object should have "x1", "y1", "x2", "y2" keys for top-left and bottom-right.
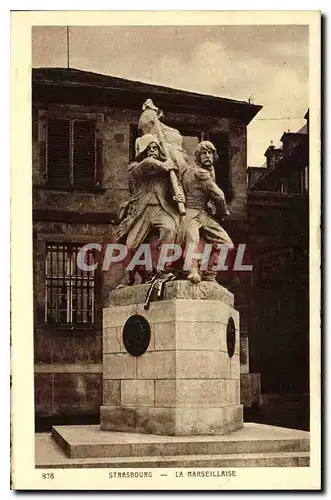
[
  {"x1": 52, "y1": 422, "x2": 309, "y2": 445},
  {"x1": 35, "y1": 423, "x2": 310, "y2": 468}
]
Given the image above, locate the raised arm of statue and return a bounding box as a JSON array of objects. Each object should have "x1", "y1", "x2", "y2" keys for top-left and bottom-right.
[
  {"x1": 205, "y1": 176, "x2": 230, "y2": 217},
  {"x1": 128, "y1": 157, "x2": 168, "y2": 182}
]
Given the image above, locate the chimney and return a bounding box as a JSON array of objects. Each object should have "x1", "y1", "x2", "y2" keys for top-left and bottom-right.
[
  {"x1": 304, "y1": 109, "x2": 309, "y2": 132},
  {"x1": 264, "y1": 142, "x2": 282, "y2": 169}
]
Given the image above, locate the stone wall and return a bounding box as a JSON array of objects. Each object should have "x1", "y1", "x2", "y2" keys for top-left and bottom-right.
[{"x1": 247, "y1": 191, "x2": 309, "y2": 394}]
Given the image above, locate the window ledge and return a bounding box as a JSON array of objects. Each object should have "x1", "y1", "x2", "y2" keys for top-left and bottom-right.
[
  {"x1": 35, "y1": 185, "x2": 107, "y2": 194},
  {"x1": 41, "y1": 323, "x2": 101, "y2": 337}
]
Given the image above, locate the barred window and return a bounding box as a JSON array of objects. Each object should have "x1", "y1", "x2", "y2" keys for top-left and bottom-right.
[
  {"x1": 45, "y1": 243, "x2": 95, "y2": 325},
  {"x1": 45, "y1": 117, "x2": 101, "y2": 189}
]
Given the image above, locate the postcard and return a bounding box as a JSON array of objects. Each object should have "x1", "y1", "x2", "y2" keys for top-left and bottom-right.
[{"x1": 11, "y1": 10, "x2": 321, "y2": 490}]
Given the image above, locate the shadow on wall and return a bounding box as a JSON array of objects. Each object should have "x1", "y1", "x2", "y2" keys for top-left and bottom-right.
[
  {"x1": 35, "y1": 413, "x2": 100, "y2": 433},
  {"x1": 36, "y1": 395, "x2": 310, "y2": 433},
  {"x1": 244, "y1": 393, "x2": 310, "y2": 431}
]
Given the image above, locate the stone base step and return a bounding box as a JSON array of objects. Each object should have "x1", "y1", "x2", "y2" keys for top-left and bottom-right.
[
  {"x1": 51, "y1": 422, "x2": 309, "y2": 460},
  {"x1": 36, "y1": 450, "x2": 310, "y2": 469}
]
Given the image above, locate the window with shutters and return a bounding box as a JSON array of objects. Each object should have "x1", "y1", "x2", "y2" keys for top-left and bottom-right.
[
  {"x1": 39, "y1": 111, "x2": 103, "y2": 190},
  {"x1": 45, "y1": 243, "x2": 96, "y2": 325}
]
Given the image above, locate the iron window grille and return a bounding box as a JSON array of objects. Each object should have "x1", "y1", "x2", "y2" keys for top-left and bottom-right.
[{"x1": 45, "y1": 243, "x2": 95, "y2": 326}]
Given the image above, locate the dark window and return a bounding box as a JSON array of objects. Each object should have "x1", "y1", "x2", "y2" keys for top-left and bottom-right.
[
  {"x1": 207, "y1": 132, "x2": 231, "y2": 202},
  {"x1": 45, "y1": 243, "x2": 95, "y2": 325},
  {"x1": 129, "y1": 124, "x2": 139, "y2": 162},
  {"x1": 129, "y1": 124, "x2": 202, "y2": 164},
  {"x1": 300, "y1": 165, "x2": 309, "y2": 194},
  {"x1": 280, "y1": 182, "x2": 288, "y2": 194},
  {"x1": 46, "y1": 118, "x2": 98, "y2": 189},
  {"x1": 180, "y1": 131, "x2": 201, "y2": 166},
  {"x1": 129, "y1": 125, "x2": 231, "y2": 200},
  {"x1": 47, "y1": 119, "x2": 71, "y2": 188}
]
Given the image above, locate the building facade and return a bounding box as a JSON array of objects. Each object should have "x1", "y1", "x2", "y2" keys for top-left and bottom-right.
[
  {"x1": 32, "y1": 67, "x2": 262, "y2": 428},
  {"x1": 247, "y1": 112, "x2": 309, "y2": 429}
]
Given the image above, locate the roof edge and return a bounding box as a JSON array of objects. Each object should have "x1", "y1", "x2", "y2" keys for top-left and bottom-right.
[{"x1": 32, "y1": 67, "x2": 262, "y2": 123}]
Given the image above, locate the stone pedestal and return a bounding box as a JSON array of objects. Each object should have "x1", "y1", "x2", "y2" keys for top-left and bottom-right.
[{"x1": 100, "y1": 281, "x2": 243, "y2": 436}]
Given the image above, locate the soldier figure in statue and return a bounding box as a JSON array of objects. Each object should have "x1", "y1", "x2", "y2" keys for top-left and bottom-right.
[
  {"x1": 115, "y1": 99, "x2": 232, "y2": 291},
  {"x1": 116, "y1": 133, "x2": 185, "y2": 287},
  {"x1": 178, "y1": 140, "x2": 233, "y2": 284}
]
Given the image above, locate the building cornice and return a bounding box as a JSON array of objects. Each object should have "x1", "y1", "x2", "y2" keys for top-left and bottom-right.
[{"x1": 32, "y1": 67, "x2": 262, "y2": 125}]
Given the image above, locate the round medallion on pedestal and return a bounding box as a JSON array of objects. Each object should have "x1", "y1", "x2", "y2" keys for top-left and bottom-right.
[
  {"x1": 226, "y1": 317, "x2": 236, "y2": 358},
  {"x1": 122, "y1": 314, "x2": 151, "y2": 356}
]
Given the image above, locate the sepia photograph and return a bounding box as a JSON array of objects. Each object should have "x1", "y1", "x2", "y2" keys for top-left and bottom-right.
[{"x1": 11, "y1": 10, "x2": 321, "y2": 490}]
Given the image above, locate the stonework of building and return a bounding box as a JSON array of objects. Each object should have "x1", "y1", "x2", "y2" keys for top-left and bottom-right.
[
  {"x1": 247, "y1": 111, "x2": 309, "y2": 429},
  {"x1": 32, "y1": 67, "x2": 263, "y2": 427},
  {"x1": 35, "y1": 66, "x2": 306, "y2": 430},
  {"x1": 247, "y1": 166, "x2": 266, "y2": 189}
]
